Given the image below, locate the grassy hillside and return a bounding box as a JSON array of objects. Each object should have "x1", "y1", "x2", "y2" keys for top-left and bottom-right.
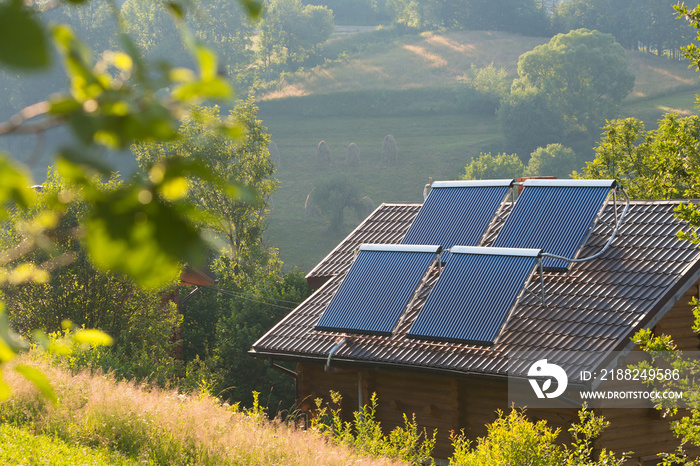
[
  {"x1": 1, "y1": 355, "x2": 402, "y2": 466},
  {"x1": 259, "y1": 29, "x2": 700, "y2": 271}
]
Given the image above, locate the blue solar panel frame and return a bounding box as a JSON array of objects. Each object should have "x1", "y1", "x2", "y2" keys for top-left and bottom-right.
[
  {"x1": 407, "y1": 246, "x2": 541, "y2": 346},
  {"x1": 493, "y1": 179, "x2": 615, "y2": 271},
  {"x1": 401, "y1": 180, "x2": 513, "y2": 250},
  {"x1": 315, "y1": 244, "x2": 441, "y2": 336}
]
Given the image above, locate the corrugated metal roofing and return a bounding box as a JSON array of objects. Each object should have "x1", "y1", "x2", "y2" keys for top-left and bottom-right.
[
  {"x1": 315, "y1": 245, "x2": 440, "y2": 335},
  {"x1": 252, "y1": 201, "x2": 700, "y2": 380},
  {"x1": 305, "y1": 204, "x2": 421, "y2": 289},
  {"x1": 401, "y1": 182, "x2": 511, "y2": 250},
  {"x1": 493, "y1": 182, "x2": 613, "y2": 271},
  {"x1": 407, "y1": 247, "x2": 541, "y2": 346}
]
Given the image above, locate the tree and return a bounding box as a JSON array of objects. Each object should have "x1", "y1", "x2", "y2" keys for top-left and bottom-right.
[
  {"x1": 525, "y1": 143, "x2": 578, "y2": 179},
  {"x1": 133, "y1": 100, "x2": 277, "y2": 273},
  {"x1": 462, "y1": 152, "x2": 524, "y2": 180},
  {"x1": 258, "y1": 0, "x2": 334, "y2": 72},
  {"x1": 581, "y1": 114, "x2": 700, "y2": 200},
  {"x1": 0, "y1": 0, "x2": 264, "y2": 399},
  {"x1": 581, "y1": 6, "x2": 700, "y2": 462},
  {"x1": 386, "y1": 0, "x2": 442, "y2": 30},
  {"x1": 500, "y1": 29, "x2": 634, "y2": 160},
  {"x1": 311, "y1": 174, "x2": 363, "y2": 231}
]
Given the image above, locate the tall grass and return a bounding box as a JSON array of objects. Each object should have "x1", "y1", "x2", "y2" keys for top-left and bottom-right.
[{"x1": 0, "y1": 354, "x2": 403, "y2": 466}]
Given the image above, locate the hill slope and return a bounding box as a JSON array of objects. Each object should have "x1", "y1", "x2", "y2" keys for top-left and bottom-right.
[{"x1": 260, "y1": 29, "x2": 700, "y2": 270}]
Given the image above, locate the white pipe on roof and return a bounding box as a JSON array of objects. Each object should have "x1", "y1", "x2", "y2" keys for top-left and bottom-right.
[
  {"x1": 450, "y1": 246, "x2": 542, "y2": 257},
  {"x1": 520, "y1": 179, "x2": 616, "y2": 188},
  {"x1": 326, "y1": 338, "x2": 347, "y2": 368},
  {"x1": 431, "y1": 179, "x2": 514, "y2": 188},
  {"x1": 358, "y1": 244, "x2": 442, "y2": 254}
]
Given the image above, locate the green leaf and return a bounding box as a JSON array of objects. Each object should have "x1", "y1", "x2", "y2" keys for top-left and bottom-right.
[
  {"x1": 166, "y1": 1, "x2": 185, "y2": 20},
  {"x1": 0, "y1": 373, "x2": 10, "y2": 401},
  {"x1": 0, "y1": 0, "x2": 49, "y2": 69},
  {"x1": 0, "y1": 154, "x2": 37, "y2": 220},
  {"x1": 58, "y1": 147, "x2": 113, "y2": 177},
  {"x1": 85, "y1": 184, "x2": 205, "y2": 288},
  {"x1": 238, "y1": 0, "x2": 263, "y2": 18},
  {"x1": 48, "y1": 95, "x2": 82, "y2": 115},
  {"x1": 73, "y1": 329, "x2": 113, "y2": 347},
  {"x1": 14, "y1": 364, "x2": 56, "y2": 404},
  {"x1": 173, "y1": 78, "x2": 233, "y2": 102}
]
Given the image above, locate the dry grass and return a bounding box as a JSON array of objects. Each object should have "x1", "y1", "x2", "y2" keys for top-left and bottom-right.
[
  {"x1": 260, "y1": 30, "x2": 547, "y2": 99},
  {"x1": 260, "y1": 29, "x2": 700, "y2": 104},
  {"x1": 1, "y1": 355, "x2": 404, "y2": 466}
]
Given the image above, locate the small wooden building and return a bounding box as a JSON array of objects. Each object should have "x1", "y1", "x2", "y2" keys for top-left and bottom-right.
[{"x1": 251, "y1": 180, "x2": 700, "y2": 464}]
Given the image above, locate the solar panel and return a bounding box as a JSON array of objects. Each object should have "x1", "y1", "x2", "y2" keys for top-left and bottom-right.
[
  {"x1": 401, "y1": 180, "x2": 513, "y2": 250},
  {"x1": 407, "y1": 246, "x2": 541, "y2": 346},
  {"x1": 493, "y1": 179, "x2": 614, "y2": 271},
  {"x1": 315, "y1": 244, "x2": 440, "y2": 336}
]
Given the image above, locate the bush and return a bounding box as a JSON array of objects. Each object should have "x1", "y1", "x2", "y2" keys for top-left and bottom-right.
[
  {"x1": 312, "y1": 391, "x2": 436, "y2": 466},
  {"x1": 455, "y1": 64, "x2": 510, "y2": 115},
  {"x1": 525, "y1": 144, "x2": 578, "y2": 179},
  {"x1": 463, "y1": 152, "x2": 524, "y2": 180},
  {"x1": 448, "y1": 405, "x2": 629, "y2": 466}
]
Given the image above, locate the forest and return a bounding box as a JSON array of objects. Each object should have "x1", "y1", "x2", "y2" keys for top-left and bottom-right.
[{"x1": 1, "y1": 0, "x2": 700, "y2": 463}]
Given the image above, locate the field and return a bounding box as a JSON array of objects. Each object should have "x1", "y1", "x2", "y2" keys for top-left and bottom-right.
[{"x1": 259, "y1": 29, "x2": 700, "y2": 270}]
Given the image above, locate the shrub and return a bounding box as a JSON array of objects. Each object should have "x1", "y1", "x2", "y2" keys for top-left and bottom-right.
[
  {"x1": 463, "y1": 152, "x2": 524, "y2": 180},
  {"x1": 448, "y1": 405, "x2": 629, "y2": 466},
  {"x1": 449, "y1": 409, "x2": 564, "y2": 466},
  {"x1": 312, "y1": 391, "x2": 436, "y2": 466},
  {"x1": 455, "y1": 64, "x2": 510, "y2": 115},
  {"x1": 525, "y1": 144, "x2": 578, "y2": 179}
]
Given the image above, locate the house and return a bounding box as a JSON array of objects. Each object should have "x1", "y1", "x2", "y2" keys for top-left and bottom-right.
[{"x1": 250, "y1": 179, "x2": 700, "y2": 463}]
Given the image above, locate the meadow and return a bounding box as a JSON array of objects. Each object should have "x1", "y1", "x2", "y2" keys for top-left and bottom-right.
[
  {"x1": 259, "y1": 29, "x2": 700, "y2": 270},
  {"x1": 0, "y1": 355, "x2": 403, "y2": 466}
]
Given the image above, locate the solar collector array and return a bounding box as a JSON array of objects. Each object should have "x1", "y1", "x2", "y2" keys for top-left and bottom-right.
[
  {"x1": 401, "y1": 180, "x2": 512, "y2": 251},
  {"x1": 315, "y1": 244, "x2": 440, "y2": 336},
  {"x1": 407, "y1": 247, "x2": 541, "y2": 346},
  {"x1": 494, "y1": 180, "x2": 614, "y2": 271}
]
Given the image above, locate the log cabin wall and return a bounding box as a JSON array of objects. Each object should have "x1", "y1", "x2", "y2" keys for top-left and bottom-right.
[{"x1": 297, "y1": 362, "x2": 459, "y2": 458}]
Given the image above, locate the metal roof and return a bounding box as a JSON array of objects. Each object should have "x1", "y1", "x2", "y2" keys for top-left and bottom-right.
[
  {"x1": 305, "y1": 203, "x2": 421, "y2": 289},
  {"x1": 252, "y1": 201, "x2": 700, "y2": 380}
]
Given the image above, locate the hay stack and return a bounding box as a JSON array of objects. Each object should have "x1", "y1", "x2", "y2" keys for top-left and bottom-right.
[
  {"x1": 382, "y1": 134, "x2": 398, "y2": 165},
  {"x1": 317, "y1": 140, "x2": 331, "y2": 168},
  {"x1": 346, "y1": 142, "x2": 360, "y2": 167},
  {"x1": 304, "y1": 190, "x2": 320, "y2": 218}
]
